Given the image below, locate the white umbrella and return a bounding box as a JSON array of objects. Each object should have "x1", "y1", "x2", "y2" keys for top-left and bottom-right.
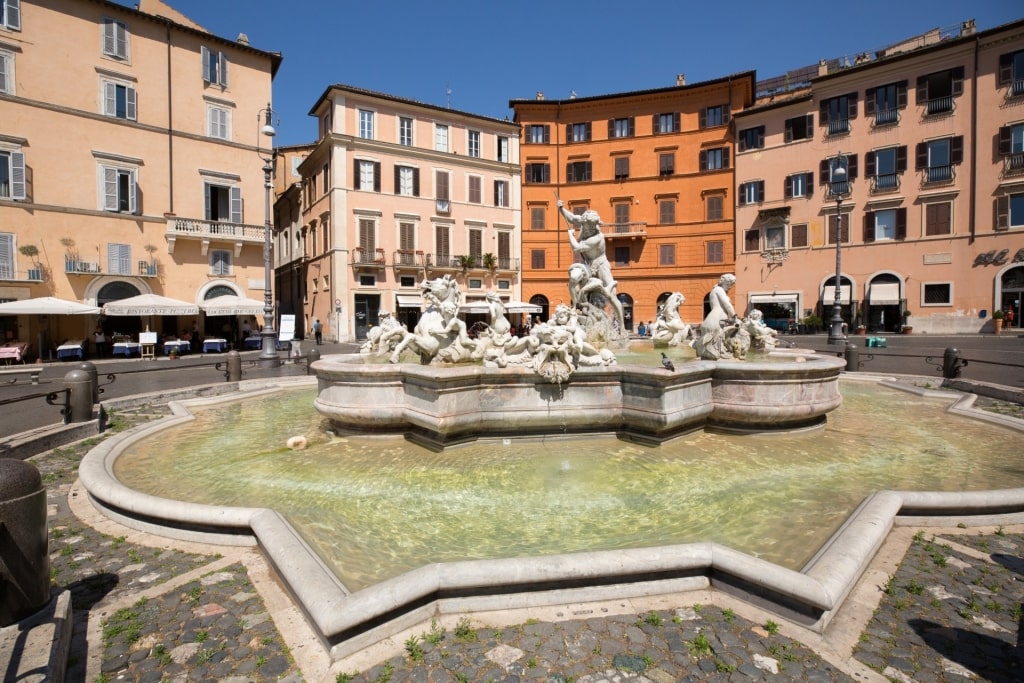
[
  {"x1": 102, "y1": 294, "x2": 198, "y2": 316},
  {"x1": 199, "y1": 294, "x2": 267, "y2": 316},
  {"x1": 0, "y1": 296, "x2": 100, "y2": 315},
  {"x1": 504, "y1": 301, "x2": 543, "y2": 314}
]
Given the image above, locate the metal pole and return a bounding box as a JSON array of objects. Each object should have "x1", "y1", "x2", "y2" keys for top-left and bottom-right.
[
  {"x1": 828, "y1": 154, "x2": 847, "y2": 345},
  {"x1": 257, "y1": 104, "x2": 281, "y2": 368}
]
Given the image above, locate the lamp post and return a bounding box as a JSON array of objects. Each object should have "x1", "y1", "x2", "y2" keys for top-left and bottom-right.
[
  {"x1": 827, "y1": 153, "x2": 848, "y2": 345},
  {"x1": 257, "y1": 103, "x2": 281, "y2": 367}
]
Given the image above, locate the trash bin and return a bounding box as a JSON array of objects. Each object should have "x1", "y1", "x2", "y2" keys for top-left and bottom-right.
[{"x1": 0, "y1": 459, "x2": 50, "y2": 626}]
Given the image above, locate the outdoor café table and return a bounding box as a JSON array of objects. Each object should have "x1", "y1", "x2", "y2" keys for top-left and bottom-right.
[
  {"x1": 0, "y1": 342, "x2": 27, "y2": 364},
  {"x1": 57, "y1": 340, "x2": 86, "y2": 361},
  {"x1": 112, "y1": 342, "x2": 142, "y2": 357},
  {"x1": 163, "y1": 340, "x2": 191, "y2": 356},
  {"x1": 243, "y1": 336, "x2": 263, "y2": 350},
  {"x1": 203, "y1": 338, "x2": 229, "y2": 353}
]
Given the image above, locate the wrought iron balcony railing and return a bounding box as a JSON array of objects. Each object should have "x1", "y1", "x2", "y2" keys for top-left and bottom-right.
[
  {"x1": 351, "y1": 247, "x2": 386, "y2": 266},
  {"x1": 872, "y1": 108, "x2": 900, "y2": 127},
  {"x1": 870, "y1": 173, "x2": 900, "y2": 193}
]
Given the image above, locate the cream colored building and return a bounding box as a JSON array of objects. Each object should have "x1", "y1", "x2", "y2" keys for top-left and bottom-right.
[
  {"x1": 301, "y1": 84, "x2": 522, "y2": 342},
  {"x1": 0, "y1": 0, "x2": 280, "y2": 357}
]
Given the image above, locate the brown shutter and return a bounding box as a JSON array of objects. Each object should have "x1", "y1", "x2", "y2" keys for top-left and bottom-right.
[
  {"x1": 847, "y1": 92, "x2": 858, "y2": 120},
  {"x1": 585, "y1": 122, "x2": 592, "y2": 140},
  {"x1": 373, "y1": 162, "x2": 381, "y2": 192},
  {"x1": 805, "y1": 173, "x2": 814, "y2": 197},
  {"x1": 916, "y1": 75, "x2": 928, "y2": 104},
  {"x1": 951, "y1": 136, "x2": 964, "y2": 165},
  {"x1": 897, "y1": 81, "x2": 908, "y2": 108},
  {"x1": 565, "y1": 163, "x2": 574, "y2": 183},
  {"x1": 895, "y1": 208, "x2": 907, "y2": 240},
  {"x1": 566, "y1": 123, "x2": 572, "y2": 141},
  {"x1": 819, "y1": 99, "x2": 829, "y2": 124},
  {"x1": 951, "y1": 66, "x2": 965, "y2": 96},
  {"x1": 863, "y1": 212, "x2": 875, "y2": 243},
  {"x1": 653, "y1": 114, "x2": 660, "y2": 133},
  {"x1": 673, "y1": 113, "x2": 680, "y2": 132},
  {"x1": 608, "y1": 119, "x2": 615, "y2": 138},
  {"x1": 353, "y1": 158, "x2": 359, "y2": 188},
  {"x1": 628, "y1": 117, "x2": 635, "y2": 136},
  {"x1": 413, "y1": 168, "x2": 420, "y2": 196},
  {"x1": 996, "y1": 196, "x2": 1009, "y2": 231},
  {"x1": 699, "y1": 150, "x2": 707, "y2": 171},
  {"x1": 784, "y1": 175, "x2": 793, "y2": 199},
  {"x1": 699, "y1": 108, "x2": 707, "y2": 129},
  {"x1": 543, "y1": 125, "x2": 550, "y2": 143},
  {"x1": 745, "y1": 229, "x2": 759, "y2": 251},
  {"x1": 896, "y1": 146, "x2": 908, "y2": 172},
  {"x1": 916, "y1": 142, "x2": 928, "y2": 170},
  {"x1": 865, "y1": 87, "x2": 876, "y2": 115},
  {"x1": 999, "y1": 126, "x2": 1013, "y2": 155},
  {"x1": 723, "y1": 147, "x2": 730, "y2": 169},
  {"x1": 999, "y1": 53, "x2": 1014, "y2": 86},
  {"x1": 806, "y1": 113, "x2": 814, "y2": 133},
  {"x1": 848, "y1": 154, "x2": 858, "y2": 180},
  {"x1": 865, "y1": 151, "x2": 876, "y2": 177},
  {"x1": 393, "y1": 166, "x2": 400, "y2": 194},
  {"x1": 819, "y1": 158, "x2": 829, "y2": 185},
  {"x1": 757, "y1": 180, "x2": 764, "y2": 202},
  {"x1": 784, "y1": 119, "x2": 793, "y2": 142},
  {"x1": 723, "y1": 108, "x2": 731, "y2": 126}
]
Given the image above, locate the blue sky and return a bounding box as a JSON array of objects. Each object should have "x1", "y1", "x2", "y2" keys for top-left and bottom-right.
[{"x1": 120, "y1": 0, "x2": 1021, "y2": 146}]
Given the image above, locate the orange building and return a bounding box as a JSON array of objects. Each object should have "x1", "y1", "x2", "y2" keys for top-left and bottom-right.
[{"x1": 511, "y1": 73, "x2": 755, "y2": 330}]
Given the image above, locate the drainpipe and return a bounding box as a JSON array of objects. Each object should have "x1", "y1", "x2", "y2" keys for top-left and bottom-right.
[
  {"x1": 165, "y1": 25, "x2": 174, "y2": 214},
  {"x1": 968, "y1": 33, "x2": 978, "y2": 243},
  {"x1": 555, "y1": 101, "x2": 562, "y2": 269}
]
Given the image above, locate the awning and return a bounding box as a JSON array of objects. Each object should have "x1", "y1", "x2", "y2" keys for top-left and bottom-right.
[
  {"x1": 459, "y1": 301, "x2": 490, "y2": 314},
  {"x1": 504, "y1": 301, "x2": 543, "y2": 314},
  {"x1": 395, "y1": 295, "x2": 422, "y2": 309},
  {"x1": 103, "y1": 294, "x2": 199, "y2": 316},
  {"x1": 0, "y1": 296, "x2": 100, "y2": 315},
  {"x1": 821, "y1": 285, "x2": 851, "y2": 305},
  {"x1": 868, "y1": 282, "x2": 901, "y2": 305},
  {"x1": 199, "y1": 294, "x2": 266, "y2": 316},
  {"x1": 748, "y1": 294, "x2": 798, "y2": 305}
]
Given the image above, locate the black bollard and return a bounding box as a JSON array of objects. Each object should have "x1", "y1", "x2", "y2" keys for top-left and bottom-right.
[
  {"x1": 943, "y1": 347, "x2": 967, "y2": 379},
  {"x1": 64, "y1": 368, "x2": 93, "y2": 423},
  {"x1": 0, "y1": 459, "x2": 50, "y2": 626},
  {"x1": 844, "y1": 343, "x2": 859, "y2": 372},
  {"x1": 78, "y1": 360, "x2": 99, "y2": 404},
  {"x1": 225, "y1": 350, "x2": 242, "y2": 382},
  {"x1": 307, "y1": 347, "x2": 320, "y2": 376}
]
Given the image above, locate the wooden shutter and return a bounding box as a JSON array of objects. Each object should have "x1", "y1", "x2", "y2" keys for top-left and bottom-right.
[
  {"x1": 229, "y1": 186, "x2": 242, "y2": 223},
  {"x1": 108, "y1": 243, "x2": 130, "y2": 274},
  {"x1": 353, "y1": 159, "x2": 359, "y2": 189},
  {"x1": 201, "y1": 46, "x2": 210, "y2": 82},
  {"x1": 10, "y1": 151, "x2": 24, "y2": 200},
  {"x1": 916, "y1": 75, "x2": 928, "y2": 104},
  {"x1": 435, "y1": 170, "x2": 449, "y2": 200},
  {"x1": 999, "y1": 53, "x2": 1014, "y2": 86},
  {"x1": 103, "y1": 18, "x2": 116, "y2": 55},
  {"x1": 128, "y1": 170, "x2": 138, "y2": 214},
  {"x1": 999, "y1": 126, "x2": 1012, "y2": 155},
  {"x1": 819, "y1": 100, "x2": 829, "y2": 124},
  {"x1": 995, "y1": 196, "x2": 1009, "y2": 231},
  {"x1": 744, "y1": 229, "x2": 759, "y2": 252},
  {"x1": 699, "y1": 150, "x2": 707, "y2": 172},
  {"x1": 673, "y1": 113, "x2": 680, "y2": 132},
  {"x1": 220, "y1": 52, "x2": 229, "y2": 87},
  {"x1": 897, "y1": 81, "x2": 908, "y2": 108},
  {"x1": 607, "y1": 119, "x2": 614, "y2": 138},
  {"x1": 0, "y1": 233, "x2": 11, "y2": 278},
  {"x1": 723, "y1": 108, "x2": 731, "y2": 126},
  {"x1": 819, "y1": 158, "x2": 829, "y2": 185},
  {"x1": 628, "y1": 117, "x2": 635, "y2": 136},
  {"x1": 950, "y1": 136, "x2": 964, "y2": 165},
  {"x1": 103, "y1": 167, "x2": 118, "y2": 210},
  {"x1": 126, "y1": 86, "x2": 136, "y2": 120},
  {"x1": 699, "y1": 108, "x2": 707, "y2": 129},
  {"x1": 951, "y1": 66, "x2": 964, "y2": 96},
  {"x1": 4, "y1": 0, "x2": 20, "y2": 30},
  {"x1": 497, "y1": 232, "x2": 510, "y2": 260},
  {"x1": 373, "y1": 162, "x2": 381, "y2": 192},
  {"x1": 915, "y1": 142, "x2": 927, "y2": 170},
  {"x1": 864, "y1": 87, "x2": 876, "y2": 115},
  {"x1": 784, "y1": 175, "x2": 792, "y2": 199},
  {"x1": 896, "y1": 146, "x2": 908, "y2": 172},
  {"x1": 542, "y1": 125, "x2": 550, "y2": 144},
  {"x1": 865, "y1": 151, "x2": 876, "y2": 177},
  {"x1": 784, "y1": 118, "x2": 793, "y2": 142},
  {"x1": 895, "y1": 208, "x2": 907, "y2": 240},
  {"x1": 847, "y1": 92, "x2": 858, "y2": 119},
  {"x1": 805, "y1": 114, "x2": 814, "y2": 134},
  {"x1": 848, "y1": 154, "x2": 858, "y2": 180},
  {"x1": 412, "y1": 168, "x2": 420, "y2": 196},
  {"x1": 722, "y1": 147, "x2": 730, "y2": 169},
  {"x1": 436, "y1": 226, "x2": 450, "y2": 258},
  {"x1": 805, "y1": 173, "x2": 814, "y2": 197},
  {"x1": 926, "y1": 202, "x2": 951, "y2": 236},
  {"x1": 104, "y1": 81, "x2": 116, "y2": 116},
  {"x1": 863, "y1": 212, "x2": 875, "y2": 243},
  {"x1": 393, "y1": 166, "x2": 400, "y2": 194}
]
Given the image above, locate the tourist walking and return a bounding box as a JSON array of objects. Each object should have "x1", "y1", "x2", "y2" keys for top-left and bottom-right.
[{"x1": 312, "y1": 318, "x2": 323, "y2": 345}]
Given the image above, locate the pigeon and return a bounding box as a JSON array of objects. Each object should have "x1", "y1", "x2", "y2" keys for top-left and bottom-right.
[{"x1": 660, "y1": 352, "x2": 675, "y2": 372}]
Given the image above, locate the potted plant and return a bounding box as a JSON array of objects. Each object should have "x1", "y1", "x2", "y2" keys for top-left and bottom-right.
[
  {"x1": 18, "y1": 244, "x2": 41, "y2": 281},
  {"x1": 992, "y1": 309, "x2": 1004, "y2": 334},
  {"x1": 854, "y1": 314, "x2": 866, "y2": 335},
  {"x1": 901, "y1": 311, "x2": 913, "y2": 334},
  {"x1": 799, "y1": 314, "x2": 823, "y2": 334},
  {"x1": 482, "y1": 252, "x2": 498, "y2": 274},
  {"x1": 458, "y1": 254, "x2": 476, "y2": 273}
]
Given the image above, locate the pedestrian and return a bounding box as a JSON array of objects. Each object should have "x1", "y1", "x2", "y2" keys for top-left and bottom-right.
[
  {"x1": 1005, "y1": 307, "x2": 1015, "y2": 328},
  {"x1": 312, "y1": 318, "x2": 323, "y2": 345}
]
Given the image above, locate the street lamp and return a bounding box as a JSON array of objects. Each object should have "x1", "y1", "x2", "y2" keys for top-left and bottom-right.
[
  {"x1": 257, "y1": 103, "x2": 281, "y2": 367},
  {"x1": 827, "y1": 153, "x2": 849, "y2": 345}
]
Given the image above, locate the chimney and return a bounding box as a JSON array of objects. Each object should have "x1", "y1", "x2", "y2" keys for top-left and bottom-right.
[
  {"x1": 236, "y1": 32, "x2": 249, "y2": 45},
  {"x1": 676, "y1": 74, "x2": 686, "y2": 86},
  {"x1": 536, "y1": 91, "x2": 544, "y2": 101},
  {"x1": 818, "y1": 59, "x2": 829, "y2": 76},
  {"x1": 962, "y1": 19, "x2": 976, "y2": 36}
]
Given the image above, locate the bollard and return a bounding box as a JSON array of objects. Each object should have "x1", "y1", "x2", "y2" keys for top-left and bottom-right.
[
  {"x1": 225, "y1": 350, "x2": 242, "y2": 382},
  {"x1": 307, "y1": 347, "x2": 320, "y2": 376},
  {"x1": 290, "y1": 340, "x2": 302, "y2": 363},
  {"x1": 844, "y1": 343, "x2": 859, "y2": 372},
  {"x1": 63, "y1": 368, "x2": 93, "y2": 423},
  {"x1": 78, "y1": 360, "x2": 99, "y2": 404},
  {"x1": 0, "y1": 459, "x2": 50, "y2": 626},
  {"x1": 943, "y1": 347, "x2": 968, "y2": 379}
]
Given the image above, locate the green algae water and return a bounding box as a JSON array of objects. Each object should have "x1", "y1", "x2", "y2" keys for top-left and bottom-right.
[{"x1": 114, "y1": 382, "x2": 1024, "y2": 591}]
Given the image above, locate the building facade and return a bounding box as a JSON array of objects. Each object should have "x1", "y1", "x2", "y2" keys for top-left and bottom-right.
[
  {"x1": 0, "y1": 0, "x2": 279, "y2": 354},
  {"x1": 302, "y1": 84, "x2": 522, "y2": 342},
  {"x1": 511, "y1": 74, "x2": 755, "y2": 331},
  {"x1": 734, "y1": 19, "x2": 1024, "y2": 335}
]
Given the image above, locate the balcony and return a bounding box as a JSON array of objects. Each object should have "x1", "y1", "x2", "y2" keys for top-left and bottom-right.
[
  {"x1": 65, "y1": 258, "x2": 101, "y2": 275},
  {"x1": 392, "y1": 249, "x2": 425, "y2": 274},
  {"x1": 826, "y1": 181, "x2": 851, "y2": 200},
  {"x1": 138, "y1": 260, "x2": 158, "y2": 277},
  {"x1": 435, "y1": 199, "x2": 451, "y2": 215},
  {"x1": 924, "y1": 96, "x2": 954, "y2": 116},
  {"x1": 0, "y1": 267, "x2": 44, "y2": 282},
  {"x1": 605, "y1": 222, "x2": 647, "y2": 239},
  {"x1": 351, "y1": 247, "x2": 385, "y2": 270},
  {"x1": 872, "y1": 108, "x2": 900, "y2": 127},
  {"x1": 165, "y1": 215, "x2": 268, "y2": 256},
  {"x1": 1004, "y1": 152, "x2": 1024, "y2": 177},
  {"x1": 425, "y1": 254, "x2": 465, "y2": 272},
  {"x1": 870, "y1": 173, "x2": 901, "y2": 194},
  {"x1": 922, "y1": 165, "x2": 955, "y2": 186},
  {"x1": 826, "y1": 118, "x2": 851, "y2": 136},
  {"x1": 1010, "y1": 80, "x2": 1024, "y2": 99}
]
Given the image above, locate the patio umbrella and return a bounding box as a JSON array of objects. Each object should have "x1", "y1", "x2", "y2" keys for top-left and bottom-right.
[
  {"x1": 0, "y1": 296, "x2": 100, "y2": 315},
  {"x1": 102, "y1": 294, "x2": 199, "y2": 316},
  {"x1": 199, "y1": 294, "x2": 267, "y2": 316}
]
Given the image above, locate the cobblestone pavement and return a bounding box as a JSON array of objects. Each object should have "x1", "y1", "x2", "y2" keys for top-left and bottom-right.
[{"x1": 28, "y1": 401, "x2": 1024, "y2": 682}]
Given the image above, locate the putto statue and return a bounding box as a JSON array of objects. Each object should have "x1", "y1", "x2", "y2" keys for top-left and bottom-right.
[
  {"x1": 360, "y1": 310, "x2": 406, "y2": 355},
  {"x1": 648, "y1": 292, "x2": 693, "y2": 348},
  {"x1": 558, "y1": 198, "x2": 626, "y2": 337},
  {"x1": 745, "y1": 309, "x2": 780, "y2": 352},
  {"x1": 388, "y1": 275, "x2": 476, "y2": 364}
]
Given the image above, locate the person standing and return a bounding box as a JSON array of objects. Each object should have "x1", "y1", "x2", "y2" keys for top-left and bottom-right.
[
  {"x1": 1005, "y1": 307, "x2": 1015, "y2": 329},
  {"x1": 93, "y1": 326, "x2": 107, "y2": 358},
  {"x1": 312, "y1": 318, "x2": 323, "y2": 345}
]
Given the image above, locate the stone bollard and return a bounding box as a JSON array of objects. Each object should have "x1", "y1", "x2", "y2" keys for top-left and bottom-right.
[
  {"x1": 943, "y1": 347, "x2": 968, "y2": 379},
  {"x1": 225, "y1": 350, "x2": 242, "y2": 382},
  {"x1": 844, "y1": 343, "x2": 859, "y2": 372},
  {"x1": 63, "y1": 368, "x2": 93, "y2": 423},
  {"x1": 78, "y1": 360, "x2": 99, "y2": 404},
  {"x1": 0, "y1": 459, "x2": 50, "y2": 626},
  {"x1": 290, "y1": 340, "x2": 302, "y2": 363},
  {"x1": 306, "y1": 347, "x2": 320, "y2": 376}
]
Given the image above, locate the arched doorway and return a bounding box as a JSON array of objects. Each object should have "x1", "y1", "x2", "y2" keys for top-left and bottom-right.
[
  {"x1": 202, "y1": 284, "x2": 243, "y2": 341},
  {"x1": 820, "y1": 276, "x2": 854, "y2": 331},
  {"x1": 97, "y1": 281, "x2": 142, "y2": 337},
  {"x1": 865, "y1": 273, "x2": 903, "y2": 333},
  {"x1": 999, "y1": 265, "x2": 1024, "y2": 329},
  {"x1": 529, "y1": 295, "x2": 549, "y2": 326},
  {"x1": 617, "y1": 293, "x2": 633, "y2": 332}
]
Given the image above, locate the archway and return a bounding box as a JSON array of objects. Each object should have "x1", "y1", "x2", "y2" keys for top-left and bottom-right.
[
  {"x1": 528, "y1": 295, "x2": 549, "y2": 326},
  {"x1": 96, "y1": 281, "x2": 142, "y2": 337},
  {"x1": 865, "y1": 273, "x2": 903, "y2": 333},
  {"x1": 617, "y1": 293, "x2": 634, "y2": 332},
  {"x1": 999, "y1": 265, "x2": 1024, "y2": 329}
]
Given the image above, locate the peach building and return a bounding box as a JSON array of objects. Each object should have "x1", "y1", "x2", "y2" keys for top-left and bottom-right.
[
  {"x1": 511, "y1": 73, "x2": 755, "y2": 330},
  {"x1": 301, "y1": 84, "x2": 521, "y2": 342},
  {"x1": 734, "y1": 18, "x2": 1024, "y2": 335},
  {"x1": 0, "y1": 0, "x2": 279, "y2": 357}
]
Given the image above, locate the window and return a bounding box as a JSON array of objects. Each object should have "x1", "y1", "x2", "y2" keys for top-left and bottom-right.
[
  {"x1": 434, "y1": 169, "x2": 449, "y2": 201},
  {"x1": 207, "y1": 104, "x2": 230, "y2": 140},
  {"x1": 469, "y1": 228, "x2": 483, "y2": 260},
  {"x1": 866, "y1": 146, "x2": 906, "y2": 191},
  {"x1": 497, "y1": 136, "x2": 510, "y2": 162},
  {"x1": 700, "y1": 147, "x2": 728, "y2": 171},
  {"x1": 0, "y1": 232, "x2": 12, "y2": 278},
  {"x1": 569, "y1": 122, "x2": 591, "y2": 143},
  {"x1": 566, "y1": 161, "x2": 591, "y2": 183},
  {"x1": 659, "y1": 244, "x2": 675, "y2": 266},
  {"x1": 358, "y1": 218, "x2": 376, "y2": 259},
  {"x1": 204, "y1": 181, "x2": 240, "y2": 222},
  {"x1": 789, "y1": 224, "x2": 807, "y2": 248},
  {"x1": 706, "y1": 241, "x2": 723, "y2": 264},
  {"x1": 101, "y1": 79, "x2": 136, "y2": 120},
  {"x1": 820, "y1": 92, "x2": 857, "y2": 135},
  {"x1": 614, "y1": 157, "x2": 629, "y2": 180},
  {"x1": 916, "y1": 136, "x2": 962, "y2": 183},
  {"x1": 530, "y1": 207, "x2": 545, "y2": 230},
  {"x1": 739, "y1": 126, "x2": 764, "y2": 152},
  {"x1": 358, "y1": 109, "x2": 374, "y2": 140},
  {"x1": 819, "y1": 154, "x2": 858, "y2": 195},
  {"x1": 526, "y1": 124, "x2": 549, "y2": 144},
  {"x1": 399, "y1": 117, "x2": 413, "y2": 146},
  {"x1": 863, "y1": 208, "x2": 906, "y2": 242},
  {"x1": 435, "y1": 225, "x2": 450, "y2": 263},
  {"x1": 659, "y1": 198, "x2": 675, "y2": 224},
  {"x1": 784, "y1": 114, "x2": 813, "y2": 142},
  {"x1": 739, "y1": 180, "x2": 764, "y2": 205},
  {"x1": 102, "y1": 18, "x2": 128, "y2": 60},
  {"x1": 395, "y1": 165, "x2": 418, "y2": 196},
  {"x1": 101, "y1": 165, "x2": 137, "y2": 214},
  {"x1": 613, "y1": 246, "x2": 630, "y2": 267},
  {"x1": 322, "y1": 162, "x2": 330, "y2": 195},
  {"x1": 609, "y1": 117, "x2": 634, "y2": 138},
  {"x1": 700, "y1": 105, "x2": 729, "y2": 129},
  {"x1": 0, "y1": 48, "x2": 12, "y2": 95},
  {"x1": 1, "y1": 0, "x2": 20, "y2": 31},
  {"x1": 210, "y1": 249, "x2": 231, "y2": 276},
  {"x1": 468, "y1": 175, "x2": 482, "y2": 204},
  {"x1": 531, "y1": 249, "x2": 545, "y2": 269},
  {"x1": 998, "y1": 123, "x2": 1024, "y2": 173},
  {"x1": 995, "y1": 192, "x2": 1024, "y2": 230},
  {"x1": 659, "y1": 153, "x2": 675, "y2": 176},
  {"x1": 434, "y1": 124, "x2": 448, "y2": 152},
  {"x1": 923, "y1": 283, "x2": 952, "y2": 306},
  {"x1": 494, "y1": 180, "x2": 509, "y2": 207},
  {"x1": 654, "y1": 112, "x2": 680, "y2": 134},
  {"x1": 999, "y1": 50, "x2": 1024, "y2": 97},
  {"x1": 865, "y1": 81, "x2": 907, "y2": 125},
  {"x1": 785, "y1": 172, "x2": 813, "y2": 199},
  {"x1": 613, "y1": 203, "x2": 630, "y2": 227},
  {"x1": 0, "y1": 149, "x2": 25, "y2": 200},
  {"x1": 201, "y1": 46, "x2": 228, "y2": 87},
  {"x1": 497, "y1": 232, "x2": 511, "y2": 267},
  {"x1": 744, "y1": 229, "x2": 759, "y2": 252},
  {"x1": 356, "y1": 160, "x2": 381, "y2": 192},
  {"x1": 925, "y1": 201, "x2": 952, "y2": 236},
  {"x1": 107, "y1": 243, "x2": 131, "y2": 275},
  {"x1": 467, "y1": 130, "x2": 481, "y2": 157},
  {"x1": 827, "y1": 213, "x2": 850, "y2": 245},
  {"x1": 706, "y1": 195, "x2": 723, "y2": 221},
  {"x1": 917, "y1": 67, "x2": 964, "y2": 115}
]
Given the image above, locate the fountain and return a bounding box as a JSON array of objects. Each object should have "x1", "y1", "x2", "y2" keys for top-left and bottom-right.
[{"x1": 78, "y1": 205, "x2": 1024, "y2": 661}]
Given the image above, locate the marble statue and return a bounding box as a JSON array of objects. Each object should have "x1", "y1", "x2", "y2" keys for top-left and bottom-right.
[
  {"x1": 558, "y1": 199, "x2": 626, "y2": 336},
  {"x1": 693, "y1": 273, "x2": 747, "y2": 361},
  {"x1": 360, "y1": 310, "x2": 406, "y2": 355},
  {"x1": 745, "y1": 309, "x2": 779, "y2": 351},
  {"x1": 649, "y1": 292, "x2": 693, "y2": 347},
  {"x1": 388, "y1": 275, "x2": 476, "y2": 364}
]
